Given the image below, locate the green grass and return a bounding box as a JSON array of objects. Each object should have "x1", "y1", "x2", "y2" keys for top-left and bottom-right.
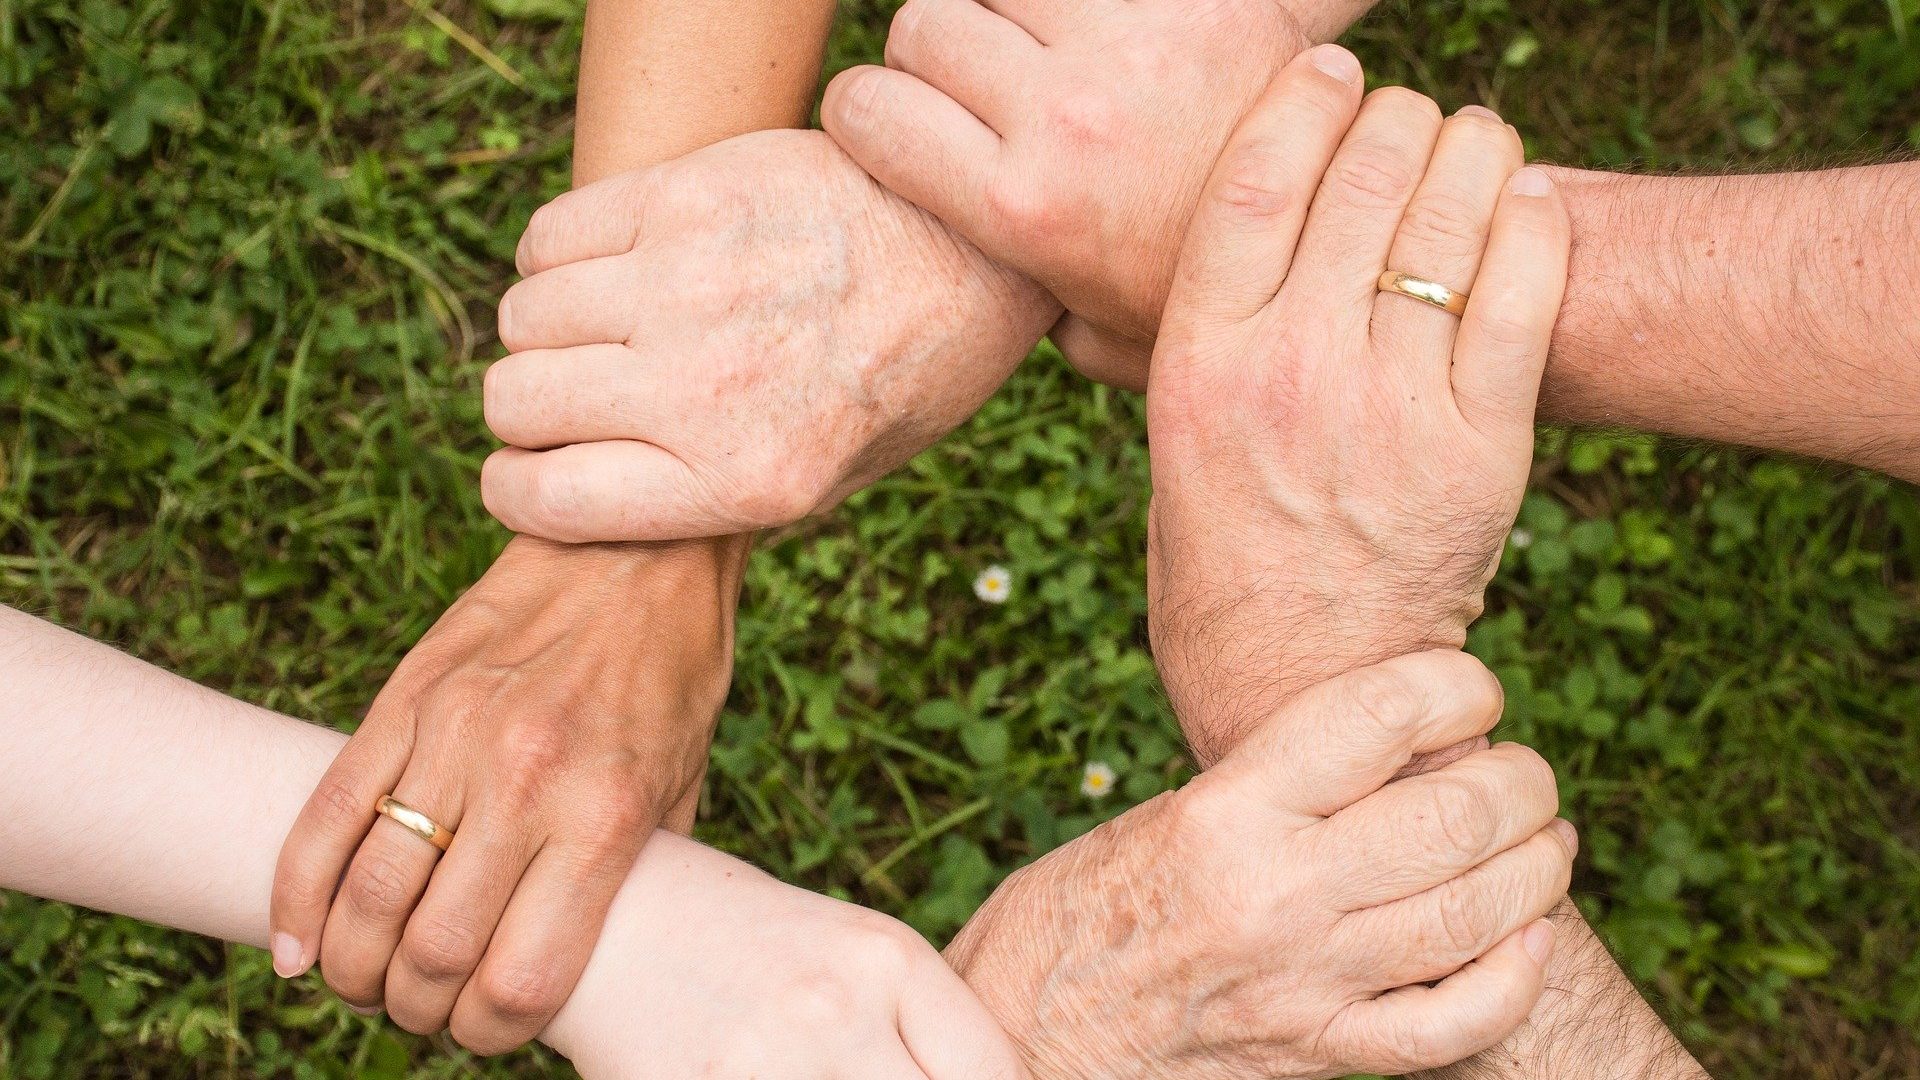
[{"x1": 3, "y1": 0, "x2": 1918, "y2": 1076}]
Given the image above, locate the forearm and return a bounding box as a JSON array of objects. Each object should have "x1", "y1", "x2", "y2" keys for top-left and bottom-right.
[
  {"x1": 1410, "y1": 900, "x2": 1706, "y2": 1080},
  {"x1": 0, "y1": 605, "x2": 718, "y2": 1067},
  {"x1": 574, "y1": 0, "x2": 835, "y2": 184},
  {"x1": 1543, "y1": 162, "x2": 1920, "y2": 480}
]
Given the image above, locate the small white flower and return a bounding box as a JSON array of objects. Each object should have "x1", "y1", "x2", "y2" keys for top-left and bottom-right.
[
  {"x1": 1508, "y1": 528, "x2": 1534, "y2": 550},
  {"x1": 1080, "y1": 761, "x2": 1117, "y2": 799},
  {"x1": 973, "y1": 565, "x2": 1012, "y2": 605}
]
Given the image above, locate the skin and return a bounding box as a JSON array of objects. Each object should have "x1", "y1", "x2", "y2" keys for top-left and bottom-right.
[
  {"x1": 270, "y1": 0, "x2": 839, "y2": 1053},
  {"x1": 0, "y1": 603, "x2": 1569, "y2": 1078},
  {"x1": 0, "y1": 604, "x2": 1028, "y2": 1079},
  {"x1": 822, "y1": 0, "x2": 1920, "y2": 479}
]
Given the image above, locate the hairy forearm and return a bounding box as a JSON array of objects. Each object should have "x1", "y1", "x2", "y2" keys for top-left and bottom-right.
[
  {"x1": 1411, "y1": 900, "x2": 1707, "y2": 1080},
  {"x1": 1543, "y1": 162, "x2": 1920, "y2": 480},
  {"x1": 0, "y1": 605, "x2": 737, "y2": 1067}
]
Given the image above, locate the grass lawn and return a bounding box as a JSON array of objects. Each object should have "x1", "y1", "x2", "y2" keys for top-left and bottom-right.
[{"x1": 3, "y1": 0, "x2": 1919, "y2": 1076}]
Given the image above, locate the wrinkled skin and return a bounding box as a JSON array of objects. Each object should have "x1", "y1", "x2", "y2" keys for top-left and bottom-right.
[
  {"x1": 947, "y1": 652, "x2": 1576, "y2": 1080},
  {"x1": 481, "y1": 128, "x2": 1058, "y2": 543},
  {"x1": 824, "y1": 0, "x2": 1319, "y2": 387}
]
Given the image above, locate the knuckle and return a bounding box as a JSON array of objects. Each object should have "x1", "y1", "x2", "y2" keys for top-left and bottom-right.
[
  {"x1": 1326, "y1": 141, "x2": 1422, "y2": 210},
  {"x1": 1423, "y1": 778, "x2": 1497, "y2": 861},
  {"x1": 344, "y1": 851, "x2": 421, "y2": 921},
  {"x1": 884, "y1": 0, "x2": 929, "y2": 61},
  {"x1": 310, "y1": 774, "x2": 374, "y2": 829},
  {"x1": 784, "y1": 970, "x2": 864, "y2": 1030},
  {"x1": 515, "y1": 202, "x2": 558, "y2": 277},
  {"x1": 1041, "y1": 87, "x2": 1122, "y2": 149},
  {"x1": 1212, "y1": 140, "x2": 1301, "y2": 220},
  {"x1": 1398, "y1": 191, "x2": 1485, "y2": 252},
  {"x1": 983, "y1": 175, "x2": 1061, "y2": 240},
  {"x1": 1472, "y1": 300, "x2": 1539, "y2": 353},
  {"x1": 400, "y1": 919, "x2": 485, "y2": 987},
  {"x1": 847, "y1": 917, "x2": 928, "y2": 982},
  {"x1": 1344, "y1": 666, "x2": 1424, "y2": 743},
  {"x1": 475, "y1": 961, "x2": 569, "y2": 1028},
  {"x1": 1433, "y1": 879, "x2": 1490, "y2": 957}
]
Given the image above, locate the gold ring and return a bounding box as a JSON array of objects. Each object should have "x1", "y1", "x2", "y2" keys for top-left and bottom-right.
[
  {"x1": 375, "y1": 795, "x2": 454, "y2": 852},
  {"x1": 1378, "y1": 270, "x2": 1468, "y2": 316}
]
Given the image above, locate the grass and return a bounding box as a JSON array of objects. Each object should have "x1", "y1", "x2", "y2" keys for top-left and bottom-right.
[{"x1": 2, "y1": 0, "x2": 1918, "y2": 1076}]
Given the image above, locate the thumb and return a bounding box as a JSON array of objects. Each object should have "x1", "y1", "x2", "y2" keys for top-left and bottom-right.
[
  {"x1": 1050, "y1": 314, "x2": 1150, "y2": 392},
  {"x1": 1204, "y1": 650, "x2": 1507, "y2": 819}
]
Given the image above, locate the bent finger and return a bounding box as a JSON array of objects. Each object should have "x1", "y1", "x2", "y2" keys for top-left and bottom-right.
[
  {"x1": 1449, "y1": 165, "x2": 1570, "y2": 438},
  {"x1": 271, "y1": 713, "x2": 412, "y2": 980},
  {"x1": 484, "y1": 345, "x2": 686, "y2": 450},
  {"x1": 480, "y1": 442, "x2": 745, "y2": 543},
  {"x1": 1319, "y1": 741, "x2": 1560, "y2": 907},
  {"x1": 1329, "y1": 918, "x2": 1555, "y2": 1076},
  {"x1": 449, "y1": 842, "x2": 635, "y2": 1056},
  {"x1": 1205, "y1": 650, "x2": 1506, "y2": 820},
  {"x1": 823, "y1": 65, "x2": 1005, "y2": 261},
  {"x1": 885, "y1": 0, "x2": 1038, "y2": 132},
  {"x1": 515, "y1": 171, "x2": 654, "y2": 277},
  {"x1": 1345, "y1": 819, "x2": 1576, "y2": 987},
  {"x1": 1161, "y1": 44, "x2": 1364, "y2": 336},
  {"x1": 383, "y1": 808, "x2": 536, "y2": 1035},
  {"x1": 496, "y1": 256, "x2": 647, "y2": 354}
]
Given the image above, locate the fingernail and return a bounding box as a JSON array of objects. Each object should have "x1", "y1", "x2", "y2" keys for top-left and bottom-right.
[
  {"x1": 1456, "y1": 104, "x2": 1502, "y2": 122},
  {"x1": 1509, "y1": 166, "x2": 1553, "y2": 197},
  {"x1": 349, "y1": 1004, "x2": 382, "y2": 1018},
  {"x1": 1309, "y1": 44, "x2": 1361, "y2": 83},
  {"x1": 270, "y1": 932, "x2": 308, "y2": 978},
  {"x1": 1522, "y1": 919, "x2": 1556, "y2": 965},
  {"x1": 1552, "y1": 818, "x2": 1580, "y2": 858}
]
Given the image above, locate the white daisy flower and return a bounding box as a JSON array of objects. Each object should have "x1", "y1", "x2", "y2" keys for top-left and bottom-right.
[
  {"x1": 973, "y1": 565, "x2": 1012, "y2": 605},
  {"x1": 1080, "y1": 761, "x2": 1117, "y2": 799},
  {"x1": 1508, "y1": 528, "x2": 1534, "y2": 550}
]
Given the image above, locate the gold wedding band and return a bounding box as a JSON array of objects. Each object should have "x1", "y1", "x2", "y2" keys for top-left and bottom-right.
[
  {"x1": 375, "y1": 795, "x2": 454, "y2": 852},
  {"x1": 1378, "y1": 270, "x2": 1469, "y2": 316}
]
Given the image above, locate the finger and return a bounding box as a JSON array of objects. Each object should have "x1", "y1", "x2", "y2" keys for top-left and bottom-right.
[
  {"x1": 481, "y1": 442, "x2": 748, "y2": 544},
  {"x1": 319, "y1": 772, "x2": 462, "y2": 1009},
  {"x1": 515, "y1": 170, "x2": 653, "y2": 277},
  {"x1": 1049, "y1": 314, "x2": 1149, "y2": 392},
  {"x1": 1284, "y1": 86, "x2": 1444, "y2": 342},
  {"x1": 1327, "y1": 918, "x2": 1555, "y2": 1076},
  {"x1": 899, "y1": 953, "x2": 1031, "y2": 1080},
  {"x1": 1344, "y1": 819, "x2": 1576, "y2": 987},
  {"x1": 1159, "y1": 44, "x2": 1364, "y2": 334},
  {"x1": 1203, "y1": 650, "x2": 1506, "y2": 820},
  {"x1": 885, "y1": 0, "x2": 1039, "y2": 132},
  {"x1": 496, "y1": 256, "x2": 645, "y2": 354},
  {"x1": 382, "y1": 806, "x2": 537, "y2": 1035},
  {"x1": 483, "y1": 345, "x2": 687, "y2": 450},
  {"x1": 450, "y1": 842, "x2": 634, "y2": 1056},
  {"x1": 1449, "y1": 165, "x2": 1570, "y2": 436},
  {"x1": 271, "y1": 714, "x2": 412, "y2": 980},
  {"x1": 1371, "y1": 105, "x2": 1522, "y2": 365},
  {"x1": 1319, "y1": 741, "x2": 1560, "y2": 908},
  {"x1": 822, "y1": 66, "x2": 1005, "y2": 256}
]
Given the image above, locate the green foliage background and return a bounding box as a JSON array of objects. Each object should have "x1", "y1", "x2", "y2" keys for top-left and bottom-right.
[{"x1": 2, "y1": 0, "x2": 1918, "y2": 1075}]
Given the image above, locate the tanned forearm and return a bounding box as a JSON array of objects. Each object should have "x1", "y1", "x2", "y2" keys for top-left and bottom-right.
[
  {"x1": 505, "y1": 0, "x2": 839, "y2": 827},
  {"x1": 1541, "y1": 162, "x2": 1920, "y2": 480}
]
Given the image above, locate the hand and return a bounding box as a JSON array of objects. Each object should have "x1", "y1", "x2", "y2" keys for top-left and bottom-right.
[
  {"x1": 948, "y1": 652, "x2": 1575, "y2": 1079},
  {"x1": 270, "y1": 535, "x2": 746, "y2": 1053},
  {"x1": 1139, "y1": 53, "x2": 1570, "y2": 759},
  {"x1": 548, "y1": 832, "x2": 1028, "y2": 1080},
  {"x1": 822, "y1": 0, "x2": 1335, "y2": 389},
  {"x1": 481, "y1": 128, "x2": 1059, "y2": 543}
]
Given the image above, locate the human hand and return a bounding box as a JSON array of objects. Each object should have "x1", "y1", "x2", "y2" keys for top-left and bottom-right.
[
  {"x1": 823, "y1": 0, "x2": 1352, "y2": 389},
  {"x1": 547, "y1": 831, "x2": 1028, "y2": 1080},
  {"x1": 270, "y1": 535, "x2": 746, "y2": 1053},
  {"x1": 1140, "y1": 53, "x2": 1569, "y2": 759},
  {"x1": 948, "y1": 651, "x2": 1574, "y2": 1079},
  {"x1": 480, "y1": 128, "x2": 1059, "y2": 543}
]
